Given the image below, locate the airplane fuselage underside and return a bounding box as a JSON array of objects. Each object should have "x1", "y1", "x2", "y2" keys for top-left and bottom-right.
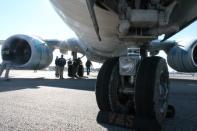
[
  {"x1": 51, "y1": 0, "x2": 126, "y2": 60},
  {"x1": 51, "y1": 0, "x2": 197, "y2": 60}
]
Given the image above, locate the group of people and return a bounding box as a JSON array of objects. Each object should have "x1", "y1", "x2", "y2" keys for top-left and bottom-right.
[
  {"x1": 67, "y1": 58, "x2": 83, "y2": 78},
  {"x1": 55, "y1": 55, "x2": 92, "y2": 79}
]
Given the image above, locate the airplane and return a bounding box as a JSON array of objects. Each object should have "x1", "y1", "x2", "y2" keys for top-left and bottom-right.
[{"x1": 1, "y1": 0, "x2": 197, "y2": 130}]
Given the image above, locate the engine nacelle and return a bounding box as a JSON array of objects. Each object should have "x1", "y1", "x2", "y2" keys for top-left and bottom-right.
[
  {"x1": 167, "y1": 39, "x2": 197, "y2": 72},
  {"x1": 1, "y1": 34, "x2": 53, "y2": 70}
]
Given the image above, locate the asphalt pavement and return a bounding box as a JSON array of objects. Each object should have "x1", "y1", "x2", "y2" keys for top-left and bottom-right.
[{"x1": 0, "y1": 70, "x2": 197, "y2": 131}]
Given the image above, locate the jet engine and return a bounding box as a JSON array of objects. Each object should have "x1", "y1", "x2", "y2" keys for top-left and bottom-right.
[
  {"x1": 167, "y1": 39, "x2": 197, "y2": 72},
  {"x1": 1, "y1": 34, "x2": 53, "y2": 70}
]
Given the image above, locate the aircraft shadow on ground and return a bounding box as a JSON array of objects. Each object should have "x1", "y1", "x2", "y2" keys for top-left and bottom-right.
[
  {"x1": 0, "y1": 78, "x2": 96, "y2": 92},
  {"x1": 96, "y1": 111, "x2": 132, "y2": 131}
]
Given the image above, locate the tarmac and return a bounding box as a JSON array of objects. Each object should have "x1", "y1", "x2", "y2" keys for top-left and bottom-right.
[{"x1": 0, "y1": 70, "x2": 197, "y2": 131}]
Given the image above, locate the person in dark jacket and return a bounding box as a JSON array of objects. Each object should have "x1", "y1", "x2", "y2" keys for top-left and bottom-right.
[
  {"x1": 72, "y1": 58, "x2": 79, "y2": 78},
  {"x1": 0, "y1": 60, "x2": 11, "y2": 81},
  {"x1": 77, "y1": 58, "x2": 84, "y2": 77},
  {"x1": 55, "y1": 56, "x2": 59, "y2": 78},
  {"x1": 57, "y1": 55, "x2": 66, "y2": 79},
  {"x1": 67, "y1": 59, "x2": 73, "y2": 77},
  {"x1": 86, "y1": 60, "x2": 92, "y2": 75},
  {"x1": 0, "y1": 48, "x2": 13, "y2": 81}
]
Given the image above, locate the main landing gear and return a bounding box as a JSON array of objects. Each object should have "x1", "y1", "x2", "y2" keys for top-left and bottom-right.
[{"x1": 96, "y1": 53, "x2": 174, "y2": 130}]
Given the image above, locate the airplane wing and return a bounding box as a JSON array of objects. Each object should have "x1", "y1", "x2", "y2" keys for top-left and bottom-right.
[
  {"x1": 163, "y1": 0, "x2": 197, "y2": 40},
  {"x1": 0, "y1": 34, "x2": 86, "y2": 70},
  {"x1": 0, "y1": 33, "x2": 108, "y2": 70}
]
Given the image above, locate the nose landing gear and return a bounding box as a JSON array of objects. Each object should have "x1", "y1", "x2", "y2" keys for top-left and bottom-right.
[{"x1": 96, "y1": 56, "x2": 174, "y2": 130}]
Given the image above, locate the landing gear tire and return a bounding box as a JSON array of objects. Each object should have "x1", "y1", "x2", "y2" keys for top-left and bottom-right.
[
  {"x1": 96, "y1": 58, "x2": 118, "y2": 111},
  {"x1": 109, "y1": 64, "x2": 134, "y2": 114},
  {"x1": 96, "y1": 57, "x2": 134, "y2": 114},
  {"x1": 135, "y1": 56, "x2": 169, "y2": 126}
]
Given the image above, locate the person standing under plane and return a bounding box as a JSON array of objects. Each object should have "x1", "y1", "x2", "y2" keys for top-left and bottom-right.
[
  {"x1": 72, "y1": 58, "x2": 80, "y2": 78},
  {"x1": 57, "y1": 55, "x2": 66, "y2": 79},
  {"x1": 85, "y1": 59, "x2": 92, "y2": 75},
  {"x1": 67, "y1": 59, "x2": 73, "y2": 77},
  {"x1": 77, "y1": 58, "x2": 84, "y2": 77},
  {"x1": 0, "y1": 48, "x2": 13, "y2": 81},
  {"x1": 55, "y1": 56, "x2": 59, "y2": 78},
  {"x1": 0, "y1": 61, "x2": 11, "y2": 81}
]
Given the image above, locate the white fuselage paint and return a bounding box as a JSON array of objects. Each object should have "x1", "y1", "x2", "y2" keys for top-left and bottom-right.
[{"x1": 50, "y1": 0, "x2": 137, "y2": 61}]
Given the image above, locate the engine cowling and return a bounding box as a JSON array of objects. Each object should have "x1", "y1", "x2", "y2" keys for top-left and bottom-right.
[
  {"x1": 1, "y1": 34, "x2": 53, "y2": 70},
  {"x1": 167, "y1": 39, "x2": 197, "y2": 72}
]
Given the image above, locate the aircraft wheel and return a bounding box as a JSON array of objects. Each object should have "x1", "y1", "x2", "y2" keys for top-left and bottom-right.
[
  {"x1": 135, "y1": 56, "x2": 169, "y2": 125},
  {"x1": 109, "y1": 63, "x2": 134, "y2": 114},
  {"x1": 96, "y1": 58, "x2": 118, "y2": 111}
]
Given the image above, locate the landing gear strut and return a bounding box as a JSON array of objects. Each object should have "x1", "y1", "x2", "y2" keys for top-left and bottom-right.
[{"x1": 96, "y1": 54, "x2": 172, "y2": 130}]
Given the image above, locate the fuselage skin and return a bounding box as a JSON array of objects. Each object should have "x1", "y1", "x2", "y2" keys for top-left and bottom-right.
[
  {"x1": 50, "y1": 0, "x2": 197, "y2": 62},
  {"x1": 50, "y1": 0, "x2": 132, "y2": 61}
]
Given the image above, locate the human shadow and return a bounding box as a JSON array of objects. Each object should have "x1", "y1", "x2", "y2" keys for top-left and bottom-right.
[{"x1": 0, "y1": 77, "x2": 96, "y2": 92}]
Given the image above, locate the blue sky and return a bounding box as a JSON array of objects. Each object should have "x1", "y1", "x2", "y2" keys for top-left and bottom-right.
[
  {"x1": 0, "y1": 0, "x2": 75, "y2": 40},
  {"x1": 0, "y1": 0, "x2": 196, "y2": 69}
]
